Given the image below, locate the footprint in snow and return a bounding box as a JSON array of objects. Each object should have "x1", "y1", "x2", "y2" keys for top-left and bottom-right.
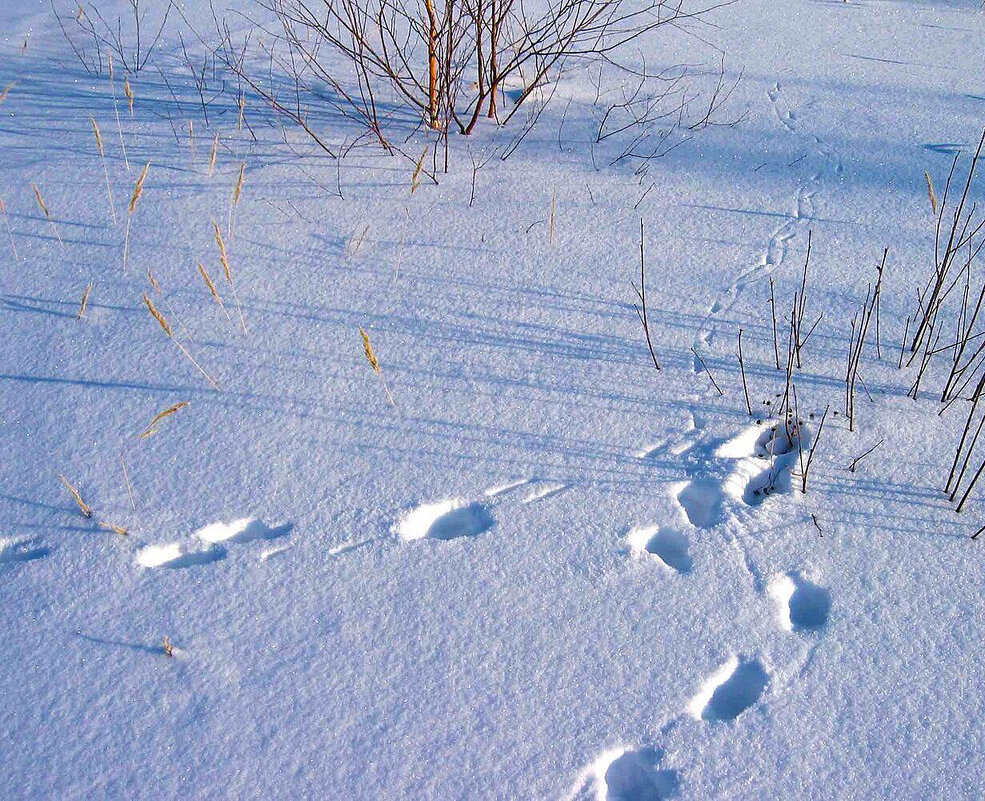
[
  {"x1": 769, "y1": 572, "x2": 830, "y2": 633},
  {"x1": 627, "y1": 526, "x2": 693, "y2": 575},
  {"x1": 396, "y1": 498, "x2": 495, "y2": 541},
  {"x1": 136, "y1": 517, "x2": 292, "y2": 569},
  {"x1": 570, "y1": 746, "x2": 680, "y2": 800},
  {"x1": 674, "y1": 478, "x2": 724, "y2": 529},
  {"x1": 0, "y1": 536, "x2": 50, "y2": 565},
  {"x1": 688, "y1": 656, "x2": 769, "y2": 723}
]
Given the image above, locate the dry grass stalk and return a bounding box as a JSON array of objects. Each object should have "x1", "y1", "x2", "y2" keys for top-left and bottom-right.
[
  {"x1": 99, "y1": 521, "x2": 129, "y2": 536},
  {"x1": 31, "y1": 182, "x2": 62, "y2": 244},
  {"x1": 925, "y1": 170, "x2": 938, "y2": 217},
  {"x1": 143, "y1": 292, "x2": 173, "y2": 336},
  {"x1": 0, "y1": 198, "x2": 17, "y2": 261},
  {"x1": 212, "y1": 220, "x2": 247, "y2": 333},
  {"x1": 213, "y1": 220, "x2": 232, "y2": 281},
  {"x1": 142, "y1": 292, "x2": 221, "y2": 389},
  {"x1": 90, "y1": 116, "x2": 117, "y2": 224},
  {"x1": 208, "y1": 132, "x2": 219, "y2": 176},
  {"x1": 198, "y1": 262, "x2": 230, "y2": 319},
  {"x1": 237, "y1": 92, "x2": 245, "y2": 130},
  {"x1": 228, "y1": 163, "x2": 245, "y2": 236},
  {"x1": 411, "y1": 147, "x2": 427, "y2": 193},
  {"x1": 59, "y1": 474, "x2": 92, "y2": 517},
  {"x1": 138, "y1": 400, "x2": 189, "y2": 438},
  {"x1": 0, "y1": 82, "x2": 12, "y2": 104},
  {"x1": 124, "y1": 76, "x2": 134, "y2": 115},
  {"x1": 162, "y1": 636, "x2": 174, "y2": 657},
  {"x1": 120, "y1": 453, "x2": 136, "y2": 511},
  {"x1": 188, "y1": 120, "x2": 195, "y2": 155},
  {"x1": 359, "y1": 327, "x2": 396, "y2": 406},
  {"x1": 123, "y1": 162, "x2": 150, "y2": 271},
  {"x1": 77, "y1": 283, "x2": 92, "y2": 320},
  {"x1": 147, "y1": 268, "x2": 162, "y2": 294},
  {"x1": 108, "y1": 55, "x2": 130, "y2": 170},
  {"x1": 345, "y1": 224, "x2": 370, "y2": 257}
]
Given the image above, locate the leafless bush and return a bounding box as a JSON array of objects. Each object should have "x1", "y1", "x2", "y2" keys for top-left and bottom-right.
[
  {"x1": 52, "y1": 0, "x2": 174, "y2": 75},
  {"x1": 217, "y1": 0, "x2": 730, "y2": 160}
]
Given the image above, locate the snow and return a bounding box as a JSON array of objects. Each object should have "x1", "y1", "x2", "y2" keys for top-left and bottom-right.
[{"x1": 2, "y1": 0, "x2": 985, "y2": 797}]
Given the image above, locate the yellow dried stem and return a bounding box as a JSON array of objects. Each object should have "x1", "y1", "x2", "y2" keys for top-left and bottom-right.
[
  {"x1": 359, "y1": 328, "x2": 396, "y2": 407},
  {"x1": 59, "y1": 474, "x2": 92, "y2": 518},
  {"x1": 208, "y1": 132, "x2": 219, "y2": 176},
  {"x1": 360, "y1": 327, "x2": 381, "y2": 373},
  {"x1": 90, "y1": 116, "x2": 105, "y2": 156},
  {"x1": 925, "y1": 171, "x2": 938, "y2": 218},
  {"x1": 411, "y1": 147, "x2": 427, "y2": 194},
  {"x1": 31, "y1": 183, "x2": 50, "y2": 219},
  {"x1": 124, "y1": 76, "x2": 134, "y2": 115},
  {"x1": 99, "y1": 521, "x2": 129, "y2": 537},
  {"x1": 198, "y1": 261, "x2": 229, "y2": 319},
  {"x1": 77, "y1": 283, "x2": 92, "y2": 320},
  {"x1": 138, "y1": 401, "x2": 189, "y2": 439},
  {"x1": 213, "y1": 220, "x2": 232, "y2": 282},
  {"x1": 143, "y1": 292, "x2": 173, "y2": 337},
  {"x1": 233, "y1": 163, "x2": 245, "y2": 205},
  {"x1": 128, "y1": 162, "x2": 150, "y2": 216},
  {"x1": 0, "y1": 82, "x2": 12, "y2": 104}
]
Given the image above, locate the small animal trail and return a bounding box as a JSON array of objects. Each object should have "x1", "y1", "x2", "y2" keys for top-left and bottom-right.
[
  {"x1": 485, "y1": 477, "x2": 569, "y2": 505},
  {"x1": 688, "y1": 656, "x2": 769, "y2": 723},
  {"x1": 396, "y1": 498, "x2": 495, "y2": 541},
  {"x1": 674, "y1": 478, "x2": 724, "y2": 529},
  {"x1": 636, "y1": 411, "x2": 705, "y2": 461},
  {"x1": 691, "y1": 79, "x2": 836, "y2": 356},
  {"x1": 769, "y1": 572, "x2": 831, "y2": 633},
  {"x1": 627, "y1": 526, "x2": 693, "y2": 575},
  {"x1": 0, "y1": 536, "x2": 50, "y2": 565},
  {"x1": 136, "y1": 517, "x2": 292, "y2": 569},
  {"x1": 568, "y1": 746, "x2": 680, "y2": 801},
  {"x1": 521, "y1": 481, "x2": 570, "y2": 504}
]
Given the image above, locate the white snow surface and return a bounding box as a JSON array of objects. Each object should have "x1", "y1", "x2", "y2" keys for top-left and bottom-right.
[{"x1": 2, "y1": 0, "x2": 985, "y2": 797}]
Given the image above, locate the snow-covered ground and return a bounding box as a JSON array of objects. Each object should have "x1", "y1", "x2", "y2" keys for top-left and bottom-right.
[{"x1": 2, "y1": 0, "x2": 985, "y2": 797}]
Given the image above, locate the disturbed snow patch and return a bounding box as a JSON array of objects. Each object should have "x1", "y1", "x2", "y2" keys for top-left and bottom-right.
[
  {"x1": 674, "y1": 479, "x2": 723, "y2": 529},
  {"x1": 770, "y1": 572, "x2": 831, "y2": 632},
  {"x1": 569, "y1": 746, "x2": 680, "y2": 800},
  {"x1": 688, "y1": 656, "x2": 769, "y2": 722},
  {"x1": 396, "y1": 499, "x2": 495, "y2": 541},
  {"x1": 627, "y1": 526, "x2": 692, "y2": 574}
]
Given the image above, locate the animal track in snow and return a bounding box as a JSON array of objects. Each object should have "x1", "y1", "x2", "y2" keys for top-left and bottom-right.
[
  {"x1": 522, "y1": 481, "x2": 569, "y2": 504},
  {"x1": 136, "y1": 517, "x2": 292, "y2": 569},
  {"x1": 0, "y1": 536, "x2": 49, "y2": 565},
  {"x1": 718, "y1": 422, "x2": 803, "y2": 507},
  {"x1": 627, "y1": 526, "x2": 692, "y2": 574},
  {"x1": 688, "y1": 656, "x2": 769, "y2": 722},
  {"x1": 674, "y1": 479, "x2": 723, "y2": 529},
  {"x1": 484, "y1": 478, "x2": 533, "y2": 497},
  {"x1": 136, "y1": 541, "x2": 225, "y2": 569},
  {"x1": 770, "y1": 572, "x2": 831, "y2": 632},
  {"x1": 569, "y1": 746, "x2": 680, "y2": 801},
  {"x1": 396, "y1": 498, "x2": 495, "y2": 541},
  {"x1": 196, "y1": 518, "x2": 292, "y2": 544}
]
